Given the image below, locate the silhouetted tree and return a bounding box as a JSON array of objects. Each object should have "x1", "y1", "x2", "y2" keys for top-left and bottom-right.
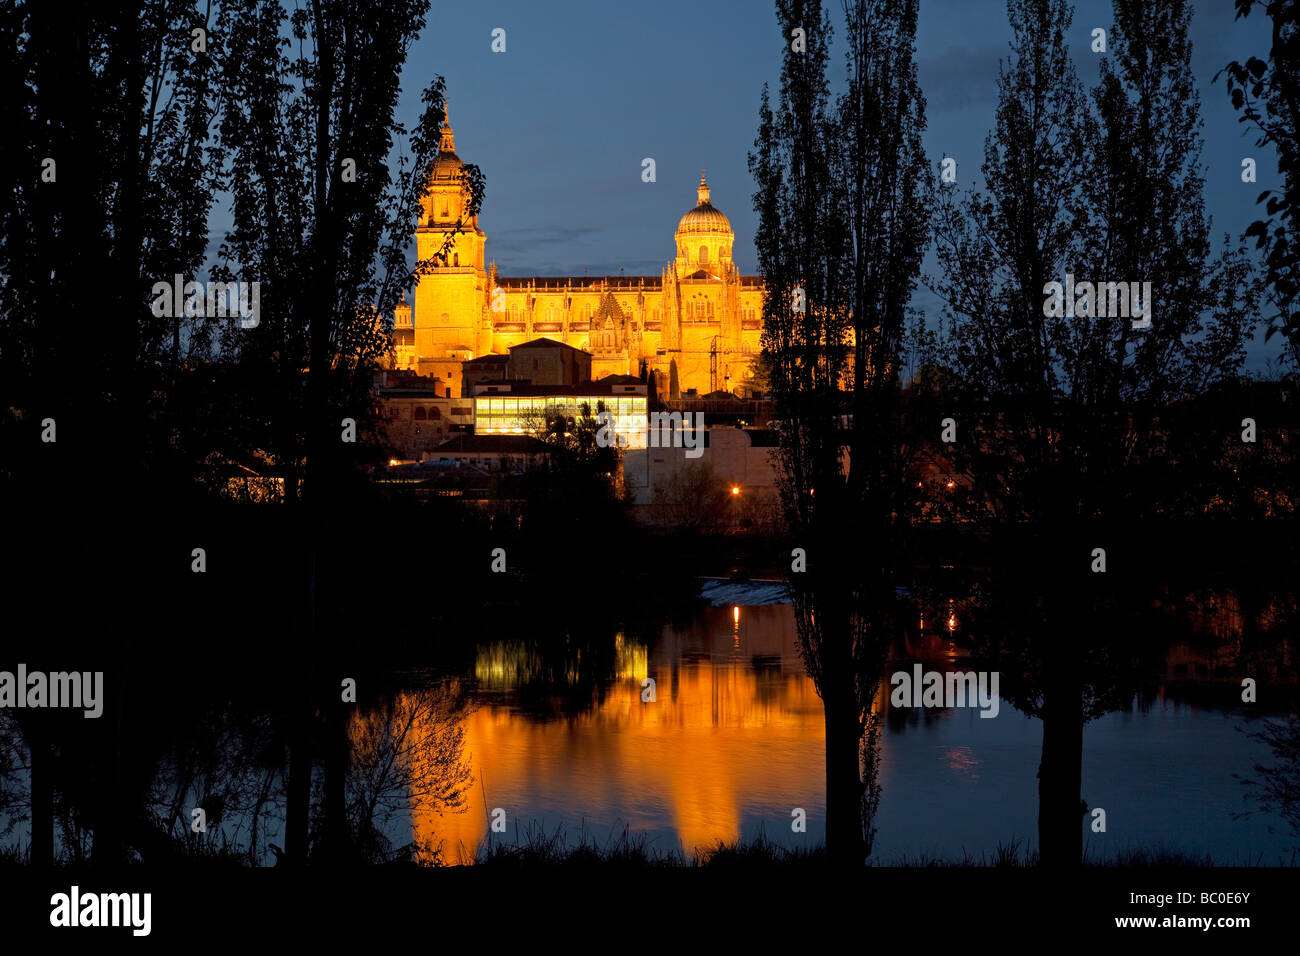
[
  {"x1": 933, "y1": 0, "x2": 1257, "y2": 867},
  {"x1": 344, "y1": 683, "x2": 474, "y2": 864},
  {"x1": 751, "y1": 0, "x2": 930, "y2": 864},
  {"x1": 1220, "y1": 0, "x2": 1300, "y2": 368},
  {"x1": 207, "y1": 0, "x2": 483, "y2": 864},
  {"x1": 0, "y1": 0, "x2": 229, "y2": 867},
  {"x1": 651, "y1": 463, "x2": 734, "y2": 533}
]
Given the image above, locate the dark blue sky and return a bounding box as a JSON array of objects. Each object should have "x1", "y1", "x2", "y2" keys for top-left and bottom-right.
[{"x1": 394, "y1": 0, "x2": 1281, "y2": 366}]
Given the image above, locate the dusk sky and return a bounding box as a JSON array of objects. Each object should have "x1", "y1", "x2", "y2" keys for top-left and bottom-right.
[{"x1": 392, "y1": 1, "x2": 1281, "y2": 367}]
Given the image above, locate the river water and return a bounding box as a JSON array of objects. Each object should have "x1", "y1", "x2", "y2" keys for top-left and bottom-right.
[{"x1": 411, "y1": 597, "x2": 1294, "y2": 865}]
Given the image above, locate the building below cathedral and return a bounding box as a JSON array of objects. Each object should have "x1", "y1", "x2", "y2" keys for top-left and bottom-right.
[{"x1": 388, "y1": 106, "x2": 766, "y2": 398}]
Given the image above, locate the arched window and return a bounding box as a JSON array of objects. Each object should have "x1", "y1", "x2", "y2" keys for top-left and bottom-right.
[
  {"x1": 453, "y1": 252, "x2": 459, "y2": 266},
  {"x1": 429, "y1": 406, "x2": 442, "y2": 420},
  {"x1": 699, "y1": 245, "x2": 708, "y2": 264},
  {"x1": 414, "y1": 407, "x2": 427, "y2": 420}
]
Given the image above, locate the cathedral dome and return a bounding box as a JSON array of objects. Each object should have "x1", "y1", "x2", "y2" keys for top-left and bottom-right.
[
  {"x1": 430, "y1": 105, "x2": 464, "y2": 179},
  {"x1": 676, "y1": 174, "x2": 732, "y2": 236}
]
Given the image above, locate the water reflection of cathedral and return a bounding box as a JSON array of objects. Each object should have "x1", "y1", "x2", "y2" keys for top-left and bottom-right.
[
  {"x1": 390, "y1": 106, "x2": 765, "y2": 398},
  {"x1": 412, "y1": 605, "x2": 825, "y2": 860}
]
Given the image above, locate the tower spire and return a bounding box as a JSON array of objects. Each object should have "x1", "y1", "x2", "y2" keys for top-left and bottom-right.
[
  {"x1": 440, "y1": 101, "x2": 456, "y2": 154},
  {"x1": 697, "y1": 170, "x2": 710, "y2": 206}
]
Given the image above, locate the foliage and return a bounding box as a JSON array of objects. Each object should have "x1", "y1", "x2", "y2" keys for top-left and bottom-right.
[{"x1": 1220, "y1": 0, "x2": 1300, "y2": 367}]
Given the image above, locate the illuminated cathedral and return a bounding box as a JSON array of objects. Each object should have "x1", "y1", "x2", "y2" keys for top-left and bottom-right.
[{"x1": 390, "y1": 107, "x2": 765, "y2": 398}]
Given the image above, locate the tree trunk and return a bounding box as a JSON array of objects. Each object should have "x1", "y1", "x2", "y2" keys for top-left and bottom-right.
[
  {"x1": 324, "y1": 693, "x2": 350, "y2": 862},
  {"x1": 1037, "y1": 669, "x2": 1084, "y2": 868},
  {"x1": 823, "y1": 669, "x2": 865, "y2": 866},
  {"x1": 93, "y1": 672, "x2": 124, "y2": 865},
  {"x1": 285, "y1": 702, "x2": 311, "y2": 864},
  {"x1": 28, "y1": 724, "x2": 53, "y2": 867}
]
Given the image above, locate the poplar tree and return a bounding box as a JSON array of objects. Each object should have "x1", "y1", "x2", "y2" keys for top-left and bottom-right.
[
  {"x1": 0, "y1": 1, "x2": 223, "y2": 866},
  {"x1": 751, "y1": 0, "x2": 930, "y2": 864},
  {"x1": 210, "y1": 0, "x2": 483, "y2": 863},
  {"x1": 933, "y1": 0, "x2": 1257, "y2": 867}
]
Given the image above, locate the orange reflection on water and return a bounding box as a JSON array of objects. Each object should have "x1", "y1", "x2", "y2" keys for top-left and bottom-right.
[{"x1": 412, "y1": 606, "x2": 828, "y2": 862}]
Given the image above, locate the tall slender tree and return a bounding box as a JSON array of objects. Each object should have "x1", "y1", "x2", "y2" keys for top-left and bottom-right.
[
  {"x1": 0, "y1": 0, "x2": 225, "y2": 866},
  {"x1": 209, "y1": 0, "x2": 483, "y2": 864},
  {"x1": 751, "y1": 0, "x2": 930, "y2": 864},
  {"x1": 933, "y1": 0, "x2": 1257, "y2": 867}
]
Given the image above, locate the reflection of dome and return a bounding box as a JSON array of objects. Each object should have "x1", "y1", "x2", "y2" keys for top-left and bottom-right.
[{"x1": 676, "y1": 174, "x2": 732, "y2": 235}]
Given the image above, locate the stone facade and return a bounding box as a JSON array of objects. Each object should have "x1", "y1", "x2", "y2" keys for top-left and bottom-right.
[{"x1": 390, "y1": 107, "x2": 765, "y2": 397}]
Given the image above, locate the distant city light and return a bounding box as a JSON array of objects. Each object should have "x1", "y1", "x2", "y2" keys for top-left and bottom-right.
[{"x1": 731, "y1": 486, "x2": 740, "y2": 495}]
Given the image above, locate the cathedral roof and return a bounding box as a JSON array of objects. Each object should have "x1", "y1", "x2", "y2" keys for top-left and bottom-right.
[
  {"x1": 592, "y1": 291, "x2": 625, "y2": 325},
  {"x1": 508, "y1": 337, "x2": 588, "y2": 351},
  {"x1": 676, "y1": 173, "x2": 733, "y2": 237}
]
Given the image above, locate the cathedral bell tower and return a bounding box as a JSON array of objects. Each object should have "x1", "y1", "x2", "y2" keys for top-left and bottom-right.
[{"x1": 412, "y1": 104, "x2": 487, "y2": 367}]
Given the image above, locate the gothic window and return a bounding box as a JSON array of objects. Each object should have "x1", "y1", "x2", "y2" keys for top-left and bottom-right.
[{"x1": 699, "y1": 245, "x2": 708, "y2": 264}]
